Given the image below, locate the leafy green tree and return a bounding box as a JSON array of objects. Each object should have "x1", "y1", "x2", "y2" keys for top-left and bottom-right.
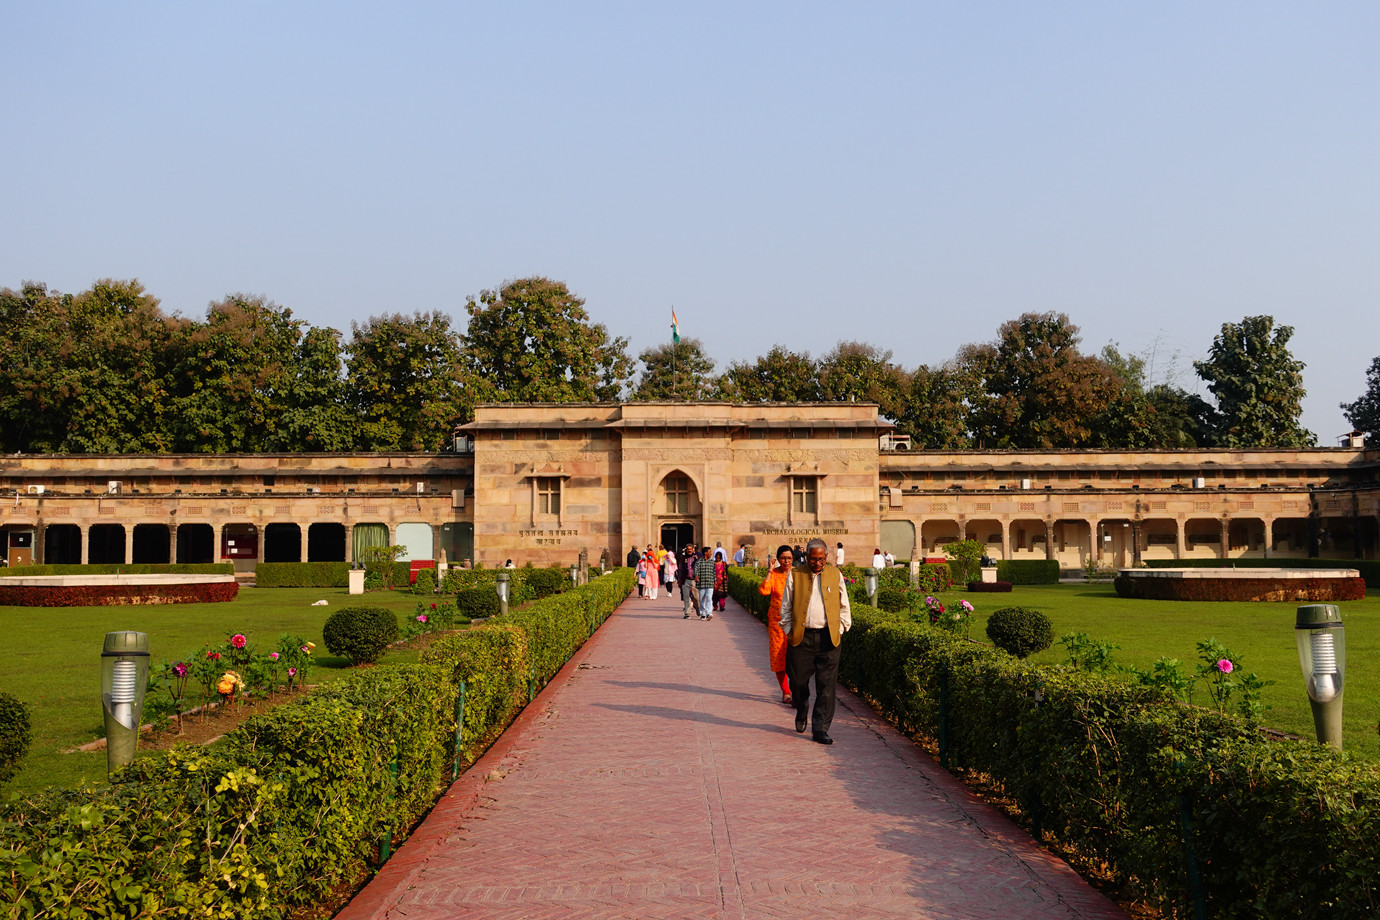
[
  {"x1": 346, "y1": 312, "x2": 466, "y2": 451},
  {"x1": 818, "y1": 341, "x2": 909, "y2": 419},
  {"x1": 968, "y1": 313, "x2": 1124, "y2": 448},
  {"x1": 1087, "y1": 344, "x2": 1207, "y2": 449},
  {"x1": 460, "y1": 277, "x2": 632, "y2": 407},
  {"x1": 894, "y1": 362, "x2": 977, "y2": 449},
  {"x1": 276, "y1": 326, "x2": 358, "y2": 451},
  {"x1": 1193, "y1": 315, "x2": 1313, "y2": 447},
  {"x1": 1341, "y1": 356, "x2": 1380, "y2": 445},
  {"x1": 0, "y1": 280, "x2": 181, "y2": 453},
  {"x1": 169, "y1": 295, "x2": 306, "y2": 452},
  {"x1": 717, "y1": 346, "x2": 821, "y2": 402},
  {"x1": 632, "y1": 338, "x2": 717, "y2": 400}
]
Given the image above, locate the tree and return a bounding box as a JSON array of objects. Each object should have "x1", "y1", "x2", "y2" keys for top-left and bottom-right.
[
  {"x1": 346, "y1": 312, "x2": 466, "y2": 451},
  {"x1": 1341, "y1": 356, "x2": 1380, "y2": 444},
  {"x1": 632, "y1": 338, "x2": 717, "y2": 400},
  {"x1": 460, "y1": 277, "x2": 632, "y2": 407},
  {"x1": 1193, "y1": 315, "x2": 1313, "y2": 448},
  {"x1": 169, "y1": 295, "x2": 306, "y2": 452},
  {"x1": 894, "y1": 363, "x2": 976, "y2": 449},
  {"x1": 817, "y1": 341, "x2": 909, "y2": 419},
  {"x1": 968, "y1": 313, "x2": 1125, "y2": 449},
  {"x1": 275, "y1": 326, "x2": 357, "y2": 451},
  {"x1": 717, "y1": 346, "x2": 822, "y2": 402}
]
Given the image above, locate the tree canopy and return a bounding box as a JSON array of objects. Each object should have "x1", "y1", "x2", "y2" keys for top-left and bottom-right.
[
  {"x1": 632, "y1": 338, "x2": 717, "y2": 401},
  {"x1": 1193, "y1": 315, "x2": 1313, "y2": 448},
  {"x1": 1341, "y1": 356, "x2": 1380, "y2": 444}
]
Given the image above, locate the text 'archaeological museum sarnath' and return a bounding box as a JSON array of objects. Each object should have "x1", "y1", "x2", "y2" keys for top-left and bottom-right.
[{"x1": 1, "y1": 402, "x2": 1378, "y2": 572}]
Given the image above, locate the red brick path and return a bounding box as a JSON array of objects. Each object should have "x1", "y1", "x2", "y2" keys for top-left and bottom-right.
[{"x1": 338, "y1": 589, "x2": 1128, "y2": 920}]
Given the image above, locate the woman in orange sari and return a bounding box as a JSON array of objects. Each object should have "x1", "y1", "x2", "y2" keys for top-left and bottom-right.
[{"x1": 757, "y1": 544, "x2": 794, "y2": 704}]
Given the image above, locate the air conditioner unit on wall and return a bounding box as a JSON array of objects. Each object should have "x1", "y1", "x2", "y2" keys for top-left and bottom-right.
[
  {"x1": 26, "y1": 485, "x2": 45, "y2": 494},
  {"x1": 107, "y1": 481, "x2": 122, "y2": 494}
]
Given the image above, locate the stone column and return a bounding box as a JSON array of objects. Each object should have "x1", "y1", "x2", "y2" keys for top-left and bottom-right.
[
  {"x1": 344, "y1": 523, "x2": 354, "y2": 564},
  {"x1": 1175, "y1": 518, "x2": 1186, "y2": 560},
  {"x1": 1000, "y1": 519, "x2": 1011, "y2": 560},
  {"x1": 169, "y1": 523, "x2": 179, "y2": 565},
  {"x1": 957, "y1": 519, "x2": 967, "y2": 542},
  {"x1": 256, "y1": 525, "x2": 266, "y2": 566},
  {"x1": 35, "y1": 522, "x2": 45, "y2": 565},
  {"x1": 124, "y1": 524, "x2": 134, "y2": 565},
  {"x1": 80, "y1": 524, "x2": 90, "y2": 564},
  {"x1": 431, "y1": 524, "x2": 442, "y2": 564},
  {"x1": 1219, "y1": 516, "x2": 1231, "y2": 560},
  {"x1": 1131, "y1": 520, "x2": 1143, "y2": 567},
  {"x1": 1263, "y1": 519, "x2": 1273, "y2": 559},
  {"x1": 1044, "y1": 519, "x2": 1055, "y2": 561}
]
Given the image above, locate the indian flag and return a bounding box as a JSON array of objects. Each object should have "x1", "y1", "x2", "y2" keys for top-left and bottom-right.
[{"x1": 671, "y1": 309, "x2": 680, "y2": 344}]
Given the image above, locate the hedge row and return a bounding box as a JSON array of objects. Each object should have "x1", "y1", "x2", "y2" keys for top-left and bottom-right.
[
  {"x1": 0, "y1": 563, "x2": 234, "y2": 578},
  {"x1": 0, "y1": 567, "x2": 636, "y2": 917},
  {"x1": 726, "y1": 567, "x2": 1380, "y2": 919},
  {"x1": 1146, "y1": 556, "x2": 1380, "y2": 589},
  {"x1": 1115, "y1": 574, "x2": 1367, "y2": 602},
  {"x1": 995, "y1": 559, "x2": 1061, "y2": 584},
  {"x1": 254, "y1": 561, "x2": 351, "y2": 587},
  {"x1": 0, "y1": 581, "x2": 239, "y2": 607}
]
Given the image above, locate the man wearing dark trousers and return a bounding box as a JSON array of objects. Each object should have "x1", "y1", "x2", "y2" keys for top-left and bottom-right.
[
  {"x1": 627, "y1": 545, "x2": 642, "y2": 595},
  {"x1": 779, "y1": 538, "x2": 851, "y2": 745}
]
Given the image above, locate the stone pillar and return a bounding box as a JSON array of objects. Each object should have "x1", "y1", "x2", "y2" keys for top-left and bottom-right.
[
  {"x1": 1000, "y1": 519, "x2": 1011, "y2": 560},
  {"x1": 344, "y1": 523, "x2": 354, "y2": 564},
  {"x1": 1263, "y1": 519, "x2": 1273, "y2": 559},
  {"x1": 35, "y1": 522, "x2": 45, "y2": 565},
  {"x1": 1219, "y1": 516, "x2": 1231, "y2": 560},
  {"x1": 1175, "y1": 518, "x2": 1186, "y2": 560},
  {"x1": 957, "y1": 519, "x2": 967, "y2": 542},
  {"x1": 255, "y1": 525, "x2": 265, "y2": 565},
  {"x1": 431, "y1": 525, "x2": 442, "y2": 564},
  {"x1": 80, "y1": 524, "x2": 90, "y2": 565},
  {"x1": 1131, "y1": 520, "x2": 1143, "y2": 567},
  {"x1": 124, "y1": 525, "x2": 134, "y2": 565},
  {"x1": 169, "y1": 523, "x2": 179, "y2": 565},
  {"x1": 1044, "y1": 519, "x2": 1055, "y2": 561}
]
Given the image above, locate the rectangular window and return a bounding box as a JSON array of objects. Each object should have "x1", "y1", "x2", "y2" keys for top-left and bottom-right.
[
  {"x1": 537, "y1": 477, "x2": 561, "y2": 515},
  {"x1": 664, "y1": 476, "x2": 689, "y2": 514},
  {"x1": 792, "y1": 477, "x2": 817, "y2": 514}
]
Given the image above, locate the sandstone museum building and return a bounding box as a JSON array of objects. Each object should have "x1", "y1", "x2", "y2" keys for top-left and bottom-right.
[{"x1": 1, "y1": 402, "x2": 1377, "y2": 573}]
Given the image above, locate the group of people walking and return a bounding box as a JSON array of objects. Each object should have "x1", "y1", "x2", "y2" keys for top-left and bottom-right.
[{"x1": 625, "y1": 537, "x2": 852, "y2": 747}]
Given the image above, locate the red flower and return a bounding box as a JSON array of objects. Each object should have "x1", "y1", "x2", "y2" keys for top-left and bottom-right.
[{"x1": 230, "y1": 634, "x2": 247, "y2": 649}]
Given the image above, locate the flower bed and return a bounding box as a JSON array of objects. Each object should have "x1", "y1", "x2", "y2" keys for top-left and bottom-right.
[
  {"x1": 0, "y1": 576, "x2": 238, "y2": 607},
  {"x1": 1115, "y1": 568, "x2": 1366, "y2": 602}
]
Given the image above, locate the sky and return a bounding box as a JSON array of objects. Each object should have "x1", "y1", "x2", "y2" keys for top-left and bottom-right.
[{"x1": 3, "y1": 2, "x2": 1376, "y2": 440}]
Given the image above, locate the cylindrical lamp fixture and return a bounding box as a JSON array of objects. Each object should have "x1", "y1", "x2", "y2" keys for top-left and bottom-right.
[
  {"x1": 496, "y1": 572, "x2": 510, "y2": 616},
  {"x1": 1295, "y1": 604, "x2": 1346, "y2": 749},
  {"x1": 864, "y1": 567, "x2": 879, "y2": 606},
  {"x1": 101, "y1": 630, "x2": 150, "y2": 773}
]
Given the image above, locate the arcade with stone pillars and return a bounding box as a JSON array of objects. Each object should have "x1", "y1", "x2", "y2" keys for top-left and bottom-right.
[
  {"x1": 878, "y1": 447, "x2": 1380, "y2": 568},
  {"x1": 2, "y1": 407, "x2": 1378, "y2": 574}
]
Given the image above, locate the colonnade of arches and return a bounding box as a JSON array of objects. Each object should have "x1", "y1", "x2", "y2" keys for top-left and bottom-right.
[
  {"x1": 882, "y1": 515, "x2": 1378, "y2": 566},
  {"x1": 13, "y1": 520, "x2": 475, "y2": 567}
]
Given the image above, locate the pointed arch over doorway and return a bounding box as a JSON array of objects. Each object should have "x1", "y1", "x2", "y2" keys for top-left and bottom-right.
[{"x1": 656, "y1": 469, "x2": 701, "y2": 552}]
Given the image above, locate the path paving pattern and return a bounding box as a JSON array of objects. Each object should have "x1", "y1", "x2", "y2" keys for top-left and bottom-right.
[{"x1": 340, "y1": 589, "x2": 1128, "y2": 920}]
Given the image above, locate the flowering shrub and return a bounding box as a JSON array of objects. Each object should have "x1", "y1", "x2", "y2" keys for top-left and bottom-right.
[{"x1": 0, "y1": 581, "x2": 238, "y2": 607}]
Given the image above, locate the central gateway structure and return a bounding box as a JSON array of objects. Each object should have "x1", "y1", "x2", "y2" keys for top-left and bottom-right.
[{"x1": 460, "y1": 402, "x2": 889, "y2": 567}]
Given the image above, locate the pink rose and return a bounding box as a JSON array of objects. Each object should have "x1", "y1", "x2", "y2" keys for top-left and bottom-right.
[
  {"x1": 269, "y1": 652, "x2": 279, "y2": 660},
  {"x1": 1217, "y1": 659, "x2": 1234, "y2": 674},
  {"x1": 288, "y1": 667, "x2": 297, "y2": 676},
  {"x1": 417, "y1": 614, "x2": 428, "y2": 623}
]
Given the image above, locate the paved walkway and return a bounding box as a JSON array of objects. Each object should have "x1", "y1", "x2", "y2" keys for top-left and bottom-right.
[{"x1": 339, "y1": 588, "x2": 1128, "y2": 920}]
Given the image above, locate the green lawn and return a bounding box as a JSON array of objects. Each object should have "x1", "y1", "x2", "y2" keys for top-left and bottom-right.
[
  {"x1": 956, "y1": 584, "x2": 1380, "y2": 757},
  {"x1": 0, "y1": 587, "x2": 436, "y2": 796}
]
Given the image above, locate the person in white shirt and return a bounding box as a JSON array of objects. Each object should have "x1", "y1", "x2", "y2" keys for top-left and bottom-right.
[
  {"x1": 779, "y1": 538, "x2": 852, "y2": 745},
  {"x1": 871, "y1": 547, "x2": 885, "y2": 569},
  {"x1": 835, "y1": 542, "x2": 845, "y2": 566}
]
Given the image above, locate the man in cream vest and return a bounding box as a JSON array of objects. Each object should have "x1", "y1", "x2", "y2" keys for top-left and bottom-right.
[{"x1": 779, "y1": 538, "x2": 852, "y2": 745}]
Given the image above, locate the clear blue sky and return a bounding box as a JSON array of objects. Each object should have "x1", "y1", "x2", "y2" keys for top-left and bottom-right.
[{"x1": 3, "y1": 2, "x2": 1376, "y2": 440}]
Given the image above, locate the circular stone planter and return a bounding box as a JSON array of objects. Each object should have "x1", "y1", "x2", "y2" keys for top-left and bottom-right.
[
  {"x1": 1114, "y1": 567, "x2": 1366, "y2": 602},
  {"x1": 0, "y1": 573, "x2": 239, "y2": 607}
]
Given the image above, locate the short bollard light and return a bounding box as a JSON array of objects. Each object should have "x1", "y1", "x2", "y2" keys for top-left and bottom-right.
[
  {"x1": 569, "y1": 563, "x2": 579, "y2": 586},
  {"x1": 1295, "y1": 604, "x2": 1345, "y2": 750},
  {"x1": 496, "y1": 572, "x2": 510, "y2": 616},
  {"x1": 864, "y1": 567, "x2": 879, "y2": 606},
  {"x1": 101, "y1": 630, "x2": 150, "y2": 773}
]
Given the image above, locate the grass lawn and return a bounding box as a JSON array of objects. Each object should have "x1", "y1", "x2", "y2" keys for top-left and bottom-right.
[
  {"x1": 954, "y1": 583, "x2": 1380, "y2": 758},
  {"x1": 0, "y1": 587, "x2": 438, "y2": 797}
]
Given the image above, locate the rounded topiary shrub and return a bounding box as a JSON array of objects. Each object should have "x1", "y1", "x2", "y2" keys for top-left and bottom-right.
[
  {"x1": 875, "y1": 586, "x2": 911, "y2": 613},
  {"x1": 985, "y1": 606, "x2": 1054, "y2": 659},
  {"x1": 322, "y1": 606, "x2": 400, "y2": 664},
  {"x1": 0, "y1": 691, "x2": 33, "y2": 784},
  {"x1": 527, "y1": 567, "x2": 567, "y2": 600},
  {"x1": 455, "y1": 586, "x2": 500, "y2": 619}
]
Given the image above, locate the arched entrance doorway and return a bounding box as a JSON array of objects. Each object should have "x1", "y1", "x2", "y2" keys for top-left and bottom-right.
[
  {"x1": 660, "y1": 522, "x2": 695, "y2": 553},
  {"x1": 656, "y1": 471, "x2": 701, "y2": 553}
]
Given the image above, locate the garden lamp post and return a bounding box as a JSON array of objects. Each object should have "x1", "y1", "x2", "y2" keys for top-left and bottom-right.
[
  {"x1": 496, "y1": 572, "x2": 510, "y2": 616},
  {"x1": 569, "y1": 563, "x2": 579, "y2": 587},
  {"x1": 1295, "y1": 604, "x2": 1345, "y2": 750},
  {"x1": 101, "y1": 630, "x2": 149, "y2": 774},
  {"x1": 864, "y1": 567, "x2": 879, "y2": 607}
]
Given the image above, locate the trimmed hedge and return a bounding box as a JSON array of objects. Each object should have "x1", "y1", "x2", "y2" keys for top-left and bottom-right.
[
  {"x1": 1146, "y1": 557, "x2": 1380, "y2": 589},
  {"x1": 984, "y1": 607, "x2": 1053, "y2": 658},
  {"x1": 726, "y1": 566, "x2": 1380, "y2": 918},
  {"x1": 0, "y1": 692, "x2": 31, "y2": 784},
  {"x1": 455, "y1": 586, "x2": 501, "y2": 619},
  {"x1": 0, "y1": 563, "x2": 234, "y2": 578},
  {"x1": 995, "y1": 559, "x2": 1061, "y2": 585},
  {"x1": 0, "y1": 567, "x2": 636, "y2": 916},
  {"x1": 323, "y1": 606, "x2": 401, "y2": 664},
  {"x1": 1115, "y1": 573, "x2": 1367, "y2": 603},
  {"x1": 0, "y1": 581, "x2": 238, "y2": 607},
  {"x1": 255, "y1": 561, "x2": 351, "y2": 587},
  {"x1": 967, "y1": 580, "x2": 1013, "y2": 592}
]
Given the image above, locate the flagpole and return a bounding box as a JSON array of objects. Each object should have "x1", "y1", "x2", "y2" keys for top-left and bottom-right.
[{"x1": 671, "y1": 306, "x2": 678, "y2": 401}]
